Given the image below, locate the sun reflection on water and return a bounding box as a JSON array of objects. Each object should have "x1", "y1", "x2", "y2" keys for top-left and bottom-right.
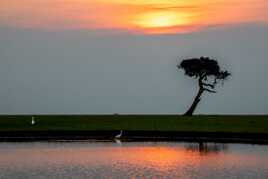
[{"x1": 0, "y1": 142, "x2": 267, "y2": 178}]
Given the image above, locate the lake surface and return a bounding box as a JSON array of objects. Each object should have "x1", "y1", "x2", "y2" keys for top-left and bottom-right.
[{"x1": 0, "y1": 142, "x2": 267, "y2": 179}]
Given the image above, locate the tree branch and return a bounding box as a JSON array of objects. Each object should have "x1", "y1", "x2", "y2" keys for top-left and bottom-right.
[
  {"x1": 201, "y1": 82, "x2": 215, "y2": 89},
  {"x1": 204, "y1": 88, "x2": 217, "y2": 93}
]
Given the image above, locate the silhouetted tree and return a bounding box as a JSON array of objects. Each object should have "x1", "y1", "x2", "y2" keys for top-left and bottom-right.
[{"x1": 178, "y1": 57, "x2": 231, "y2": 116}]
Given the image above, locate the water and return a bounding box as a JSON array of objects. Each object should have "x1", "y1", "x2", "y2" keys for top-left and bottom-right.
[{"x1": 0, "y1": 142, "x2": 267, "y2": 179}]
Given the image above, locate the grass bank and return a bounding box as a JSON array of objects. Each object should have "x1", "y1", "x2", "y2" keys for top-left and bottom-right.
[{"x1": 0, "y1": 115, "x2": 267, "y2": 133}]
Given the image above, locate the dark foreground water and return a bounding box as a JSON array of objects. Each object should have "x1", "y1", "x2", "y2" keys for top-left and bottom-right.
[{"x1": 0, "y1": 142, "x2": 267, "y2": 179}]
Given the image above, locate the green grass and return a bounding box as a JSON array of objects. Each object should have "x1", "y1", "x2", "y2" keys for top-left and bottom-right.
[{"x1": 0, "y1": 115, "x2": 268, "y2": 134}]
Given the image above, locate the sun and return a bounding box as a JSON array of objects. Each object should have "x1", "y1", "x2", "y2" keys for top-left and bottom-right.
[{"x1": 134, "y1": 11, "x2": 190, "y2": 28}]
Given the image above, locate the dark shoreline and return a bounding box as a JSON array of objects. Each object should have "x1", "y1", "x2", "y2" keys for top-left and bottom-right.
[{"x1": 1, "y1": 131, "x2": 268, "y2": 144}]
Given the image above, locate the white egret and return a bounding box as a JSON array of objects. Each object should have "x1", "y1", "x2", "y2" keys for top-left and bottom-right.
[{"x1": 115, "y1": 130, "x2": 123, "y2": 139}]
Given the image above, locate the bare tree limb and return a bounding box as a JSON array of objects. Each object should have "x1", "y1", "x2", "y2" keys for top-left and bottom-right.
[
  {"x1": 204, "y1": 88, "x2": 217, "y2": 93},
  {"x1": 201, "y1": 83, "x2": 215, "y2": 89}
]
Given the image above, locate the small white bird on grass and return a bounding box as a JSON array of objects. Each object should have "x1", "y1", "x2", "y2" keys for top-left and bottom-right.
[{"x1": 31, "y1": 117, "x2": 36, "y2": 125}]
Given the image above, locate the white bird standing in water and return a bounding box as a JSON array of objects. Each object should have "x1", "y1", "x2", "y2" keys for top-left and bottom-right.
[
  {"x1": 31, "y1": 117, "x2": 35, "y2": 125},
  {"x1": 115, "y1": 130, "x2": 123, "y2": 139}
]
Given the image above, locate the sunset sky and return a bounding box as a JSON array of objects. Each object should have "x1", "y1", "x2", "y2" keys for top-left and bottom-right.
[
  {"x1": 1, "y1": 0, "x2": 268, "y2": 114},
  {"x1": 1, "y1": 0, "x2": 268, "y2": 33}
]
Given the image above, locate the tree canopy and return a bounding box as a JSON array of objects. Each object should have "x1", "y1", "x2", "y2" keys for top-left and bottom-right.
[{"x1": 178, "y1": 57, "x2": 231, "y2": 93}]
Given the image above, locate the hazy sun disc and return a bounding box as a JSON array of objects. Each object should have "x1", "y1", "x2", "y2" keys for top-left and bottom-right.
[{"x1": 134, "y1": 11, "x2": 190, "y2": 28}]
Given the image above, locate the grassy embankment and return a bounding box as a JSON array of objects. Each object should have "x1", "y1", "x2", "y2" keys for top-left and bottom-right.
[{"x1": 0, "y1": 115, "x2": 267, "y2": 134}]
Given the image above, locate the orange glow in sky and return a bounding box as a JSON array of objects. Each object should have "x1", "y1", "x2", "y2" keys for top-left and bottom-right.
[
  {"x1": 135, "y1": 11, "x2": 190, "y2": 28},
  {"x1": 0, "y1": 0, "x2": 268, "y2": 34}
]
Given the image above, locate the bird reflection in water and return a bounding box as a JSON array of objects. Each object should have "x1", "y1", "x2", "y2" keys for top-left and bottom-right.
[{"x1": 114, "y1": 139, "x2": 122, "y2": 146}]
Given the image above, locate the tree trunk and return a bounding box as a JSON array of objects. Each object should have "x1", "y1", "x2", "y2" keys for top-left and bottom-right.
[{"x1": 183, "y1": 87, "x2": 204, "y2": 116}]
